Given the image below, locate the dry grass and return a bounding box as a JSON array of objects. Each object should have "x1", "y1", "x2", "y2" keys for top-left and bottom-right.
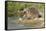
[{"x1": 16, "y1": 17, "x2": 44, "y2": 28}]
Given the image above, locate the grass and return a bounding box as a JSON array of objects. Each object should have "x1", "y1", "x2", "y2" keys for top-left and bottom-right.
[{"x1": 7, "y1": 2, "x2": 45, "y2": 17}]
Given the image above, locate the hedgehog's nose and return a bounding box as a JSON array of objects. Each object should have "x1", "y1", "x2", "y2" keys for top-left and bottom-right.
[
  {"x1": 38, "y1": 15, "x2": 42, "y2": 18},
  {"x1": 27, "y1": 17, "x2": 31, "y2": 19},
  {"x1": 28, "y1": 18, "x2": 30, "y2": 19}
]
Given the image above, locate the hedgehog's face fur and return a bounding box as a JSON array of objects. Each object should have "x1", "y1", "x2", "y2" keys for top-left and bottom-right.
[{"x1": 22, "y1": 7, "x2": 42, "y2": 19}]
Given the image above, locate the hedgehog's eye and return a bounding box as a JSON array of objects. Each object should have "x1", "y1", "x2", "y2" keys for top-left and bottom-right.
[{"x1": 38, "y1": 15, "x2": 42, "y2": 18}]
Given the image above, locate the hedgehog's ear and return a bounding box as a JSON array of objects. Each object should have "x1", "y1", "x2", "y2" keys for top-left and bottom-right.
[
  {"x1": 23, "y1": 11, "x2": 26, "y2": 14},
  {"x1": 24, "y1": 11, "x2": 26, "y2": 13}
]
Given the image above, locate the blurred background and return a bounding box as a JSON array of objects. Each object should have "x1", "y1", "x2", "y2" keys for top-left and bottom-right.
[{"x1": 7, "y1": 2, "x2": 45, "y2": 17}]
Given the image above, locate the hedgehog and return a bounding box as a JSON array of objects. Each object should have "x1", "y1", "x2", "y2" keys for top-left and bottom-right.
[{"x1": 22, "y1": 7, "x2": 42, "y2": 19}]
